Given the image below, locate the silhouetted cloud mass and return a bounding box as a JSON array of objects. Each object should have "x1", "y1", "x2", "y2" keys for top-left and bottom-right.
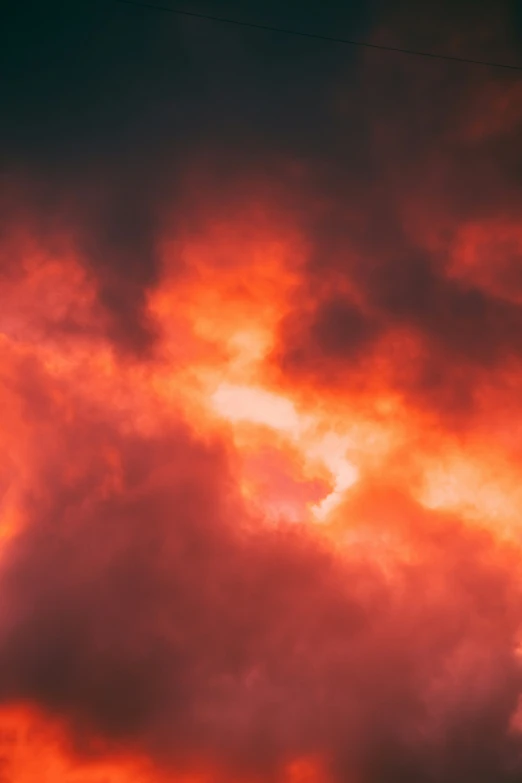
[{"x1": 1, "y1": 1, "x2": 522, "y2": 781}]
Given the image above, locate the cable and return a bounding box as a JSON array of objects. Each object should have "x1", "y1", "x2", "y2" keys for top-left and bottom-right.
[{"x1": 115, "y1": 0, "x2": 522, "y2": 72}]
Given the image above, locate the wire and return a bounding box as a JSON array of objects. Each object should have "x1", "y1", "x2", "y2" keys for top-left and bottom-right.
[{"x1": 115, "y1": 0, "x2": 522, "y2": 72}]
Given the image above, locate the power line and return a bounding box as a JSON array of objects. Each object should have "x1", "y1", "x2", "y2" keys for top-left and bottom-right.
[{"x1": 115, "y1": 0, "x2": 522, "y2": 73}]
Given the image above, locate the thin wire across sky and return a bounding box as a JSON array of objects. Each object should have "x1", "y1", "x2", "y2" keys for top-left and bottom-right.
[{"x1": 115, "y1": 0, "x2": 522, "y2": 73}]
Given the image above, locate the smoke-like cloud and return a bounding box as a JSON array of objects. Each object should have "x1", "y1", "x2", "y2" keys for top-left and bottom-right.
[
  {"x1": 2, "y1": 1, "x2": 522, "y2": 781},
  {"x1": 271, "y1": 36, "x2": 522, "y2": 420},
  {"x1": 0, "y1": 355, "x2": 520, "y2": 783}
]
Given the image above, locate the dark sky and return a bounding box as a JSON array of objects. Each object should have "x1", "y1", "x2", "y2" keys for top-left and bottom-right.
[
  {"x1": 2, "y1": 0, "x2": 372, "y2": 174},
  {"x1": 2, "y1": 0, "x2": 520, "y2": 165}
]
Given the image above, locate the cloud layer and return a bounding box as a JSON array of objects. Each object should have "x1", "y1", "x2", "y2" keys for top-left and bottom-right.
[{"x1": 1, "y1": 2, "x2": 522, "y2": 782}]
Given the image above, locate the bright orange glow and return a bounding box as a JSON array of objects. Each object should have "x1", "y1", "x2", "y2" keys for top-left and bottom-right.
[{"x1": 0, "y1": 706, "x2": 168, "y2": 783}]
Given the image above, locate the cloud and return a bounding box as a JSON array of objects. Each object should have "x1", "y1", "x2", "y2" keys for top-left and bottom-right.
[
  {"x1": 0, "y1": 359, "x2": 520, "y2": 782},
  {"x1": 1, "y1": 3, "x2": 522, "y2": 782},
  {"x1": 268, "y1": 4, "x2": 522, "y2": 421}
]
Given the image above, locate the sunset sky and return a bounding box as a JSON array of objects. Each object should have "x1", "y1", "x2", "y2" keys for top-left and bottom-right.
[{"x1": 2, "y1": 1, "x2": 522, "y2": 781}]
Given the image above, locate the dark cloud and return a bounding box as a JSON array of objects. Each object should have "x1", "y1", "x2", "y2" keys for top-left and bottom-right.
[
  {"x1": 308, "y1": 296, "x2": 379, "y2": 358},
  {"x1": 309, "y1": 252, "x2": 522, "y2": 364},
  {"x1": 2, "y1": 2, "x2": 522, "y2": 781},
  {"x1": 269, "y1": 0, "x2": 522, "y2": 419},
  {"x1": 4, "y1": 0, "x2": 521, "y2": 377},
  {"x1": 0, "y1": 362, "x2": 521, "y2": 781},
  {"x1": 0, "y1": 0, "x2": 373, "y2": 353}
]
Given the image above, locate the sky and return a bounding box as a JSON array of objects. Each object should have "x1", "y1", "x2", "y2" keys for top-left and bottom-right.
[{"x1": 1, "y1": 1, "x2": 522, "y2": 781}]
